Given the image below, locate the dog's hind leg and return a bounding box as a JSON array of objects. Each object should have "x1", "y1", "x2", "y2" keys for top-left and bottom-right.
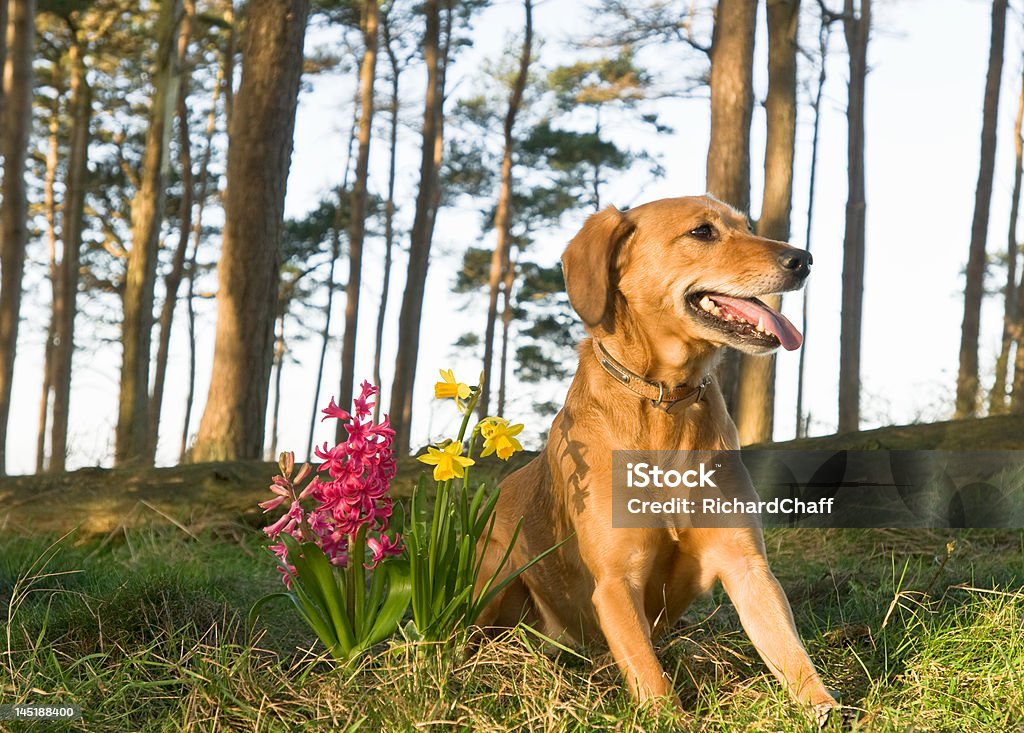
[{"x1": 474, "y1": 535, "x2": 537, "y2": 630}]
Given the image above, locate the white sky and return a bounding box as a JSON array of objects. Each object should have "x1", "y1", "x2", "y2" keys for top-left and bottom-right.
[{"x1": 5, "y1": 0, "x2": 1018, "y2": 474}]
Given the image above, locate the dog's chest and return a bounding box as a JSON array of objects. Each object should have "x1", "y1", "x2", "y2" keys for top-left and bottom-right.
[{"x1": 614, "y1": 404, "x2": 729, "y2": 452}]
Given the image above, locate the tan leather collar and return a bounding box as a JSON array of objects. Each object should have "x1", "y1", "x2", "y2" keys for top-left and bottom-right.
[{"x1": 594, "y1": 340, "x2": 712, "y2": 408}]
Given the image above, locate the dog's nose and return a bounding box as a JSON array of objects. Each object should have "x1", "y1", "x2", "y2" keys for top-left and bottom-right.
[{"x1": 777, "y1": 249, "x2": 812, "y2": 277}]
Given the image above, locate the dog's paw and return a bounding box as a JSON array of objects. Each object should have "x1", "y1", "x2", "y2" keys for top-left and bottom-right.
[{"x1": 813, "y1": 701, "x2": 859, "y2": 729}]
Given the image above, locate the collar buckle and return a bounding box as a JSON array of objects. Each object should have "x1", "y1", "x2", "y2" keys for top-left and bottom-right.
[
  {"x1": 696, "y1": 375, "x2": 711, "y2": 403},
  {"x1": 651, "y1": 381, "x2": 665, "y2": 408}
]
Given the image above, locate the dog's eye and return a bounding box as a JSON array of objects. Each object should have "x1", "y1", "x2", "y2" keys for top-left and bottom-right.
[{"x1": 689, "y1": 224, "x2": 717, "y2": 242}]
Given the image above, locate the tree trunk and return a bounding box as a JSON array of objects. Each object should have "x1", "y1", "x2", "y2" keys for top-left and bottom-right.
[
  {"x1": 837, "y1": 0, "x2": 871, "y2": 434},
  {"x1": 223, "y1": 1, "x2": 235, "y2": 126},
  {"x1": 180, "y1": 265, "x2": 198, "y2": 461},
  {"x1": 150, "y1": 0, "x2": 196, "y2": 457},
  {"x1": 37, "y1": 333, "x2": 54, "y2": 472},
  {"x1": 0, "y1": 0, "x2": 7, "y2": 127},
  {"x1": 497, "y1": 249, "x2": 516, "y2": 417},
  {"x1": 179, "y1": 59, "x2": 224, "y2": 461},
  {"x1": 308, "y1": 225, "x2": 341, "y2": 457},
  {"x1": 1012, "y1": 196, "x2": 1024, "y2": 413},
  {"x1": 706, "y1": 0, "x2": 757, "y2": 413},
  {"x1": 479, "y1": 0, "x2": 532, "y2": 419},
  {"x1": 0, "y1": 0, "x2": 36, "y2": 475},
  {"x1": 706, "y1": 0, "x2": 756, "y2": 214},
  {"x1": 955, "y1": 0, "x2": 1007, "y2": 418},
  {"x1": 190, "y1": 0, "x2": 310, "y2": 462},
  {"x1": 990, "y1": 63, "x2": 1023, "y2": 415},
  {"x1": 1012, "y1": 260, "x2": 1024, "y2": 412},
  {"x1": 306, "y1": 91, "x2": 359, "y2": 459},
  {"x1": 428, "y1": 4, "x2": 452, "y2": 243},
  {"x1": 389, "y1": 0, "x2": 444, "y2": 456},
  {"x1": 49, "y1": 33, "x2": 91, "y2": 473},
  {"x1": 372, "y1": 9, "x2": 402, "y2": 424},
  {"x1": 38, "y1": 89, "x2": 63, "y2": 473},
  {"x1": 116, "y1": 0, "x2": 183, "y2": 465},
  {"x1": 336, "y1": 0, "x2": 380, "y2": 440},
  {"x1": 795, "y1": 16, "x2": 831, "y2": 439},
  {"x1": 592, "y1": 116, "x2": 602, "y2": 213},
  {"x1": 734, "y1": 0, "x2": 799, "y2": 445},
  {"x1": 269, "y1": 312, "x2": 286, "y2": 458}
]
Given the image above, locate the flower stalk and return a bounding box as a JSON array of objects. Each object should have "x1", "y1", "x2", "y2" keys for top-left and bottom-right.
[
  {"x1": 253, "y1": 382, "x2": 411, "y2": 665},
  {"x1": 406, "y1": 370, "x2": 564, "y2": 642}
]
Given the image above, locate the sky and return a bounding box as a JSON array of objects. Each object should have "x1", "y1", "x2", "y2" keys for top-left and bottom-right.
[{"x1": 6, "y1": 0, "x2": 1020, "y2": 474}]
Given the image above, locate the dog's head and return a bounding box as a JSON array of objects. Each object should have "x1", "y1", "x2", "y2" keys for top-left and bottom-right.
[{"x1": 561, "y1": 195, "x2": 809, "y2": 355}]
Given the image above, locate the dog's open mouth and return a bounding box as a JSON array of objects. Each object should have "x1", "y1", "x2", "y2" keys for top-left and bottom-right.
[{"x1": 686, "y1": 292, "x2": 803, "y2": 351}]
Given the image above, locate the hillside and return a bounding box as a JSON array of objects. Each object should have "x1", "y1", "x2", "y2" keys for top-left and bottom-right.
[
  {"x1": 765, "y1": 413, "x2": 1024, "y2": 451},
  {"x1": 2, "y1": 415, "x2": 1022, "y2": 537}
]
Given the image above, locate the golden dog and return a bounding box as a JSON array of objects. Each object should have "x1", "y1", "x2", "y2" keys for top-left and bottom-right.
[{"x1": 476, "y1": 195, "x2": 840, "y2": 721}]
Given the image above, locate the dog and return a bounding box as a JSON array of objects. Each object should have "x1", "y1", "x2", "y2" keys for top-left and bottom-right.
[{"x1": 476, "y1": 195, "x2": 841, "y2": 722}]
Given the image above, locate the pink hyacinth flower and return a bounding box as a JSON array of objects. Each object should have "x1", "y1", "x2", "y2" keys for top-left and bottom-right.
[
  {"x1": 262, "y1": 380, "x2": 400, "y2": 585},
  {"x1": 321, "y1": 396, "x2": 351, "y2": 422},
  {"x1": 365, "y1": 534, "x2": 403, "y2": 569}
]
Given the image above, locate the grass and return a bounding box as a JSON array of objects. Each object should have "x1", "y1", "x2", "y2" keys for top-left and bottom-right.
[
  {"x1": 1, "y1": 523, "x2": 1022, "y2": 732},
  {"x1": 2, "y1": 416, "x2": 1023, "y2": 731}
]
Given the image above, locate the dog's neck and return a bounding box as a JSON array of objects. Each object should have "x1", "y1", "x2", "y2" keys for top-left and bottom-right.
[{"x1": 592, "y1": 330, "x2": 718, "y2": 390}]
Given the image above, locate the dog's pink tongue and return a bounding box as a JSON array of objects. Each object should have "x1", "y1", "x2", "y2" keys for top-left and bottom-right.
[{"x1": 709, "y1": 295, "x2": 803, "y2": 351}]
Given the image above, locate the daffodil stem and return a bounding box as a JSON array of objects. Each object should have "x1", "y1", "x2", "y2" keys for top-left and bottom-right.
[
  {"x1": 456, "y1": 388, "x2": 480, "y2": 445},
  {"x1": 456, "y1": 387, "x2": 483, "y2": 492},
  {"x1": 463, "y1": 427, "x2": 481, "y2": 492}
]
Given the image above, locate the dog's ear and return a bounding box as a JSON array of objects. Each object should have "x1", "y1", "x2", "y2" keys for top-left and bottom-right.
[{"x1": 561, "y1": 206, "x2": 636, "y2": 327}]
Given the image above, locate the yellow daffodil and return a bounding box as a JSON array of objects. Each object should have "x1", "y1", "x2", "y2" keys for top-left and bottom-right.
[
  {"x1": 434, "y1": 369, "x2": 471, "y2": 401},
  {"x1": 478, "y1": 417, "x2": 525, "y2": 461},
  {"x1": 417, "y1": 442, "x2": 475, "y2": 481}
]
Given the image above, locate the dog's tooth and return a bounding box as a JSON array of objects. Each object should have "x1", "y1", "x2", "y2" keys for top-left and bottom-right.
[
  {"x1": 756, "y1": 316, "x2": 765, "y2": 333},
  {"x1": 700, "y1": 296, "x2": 714, "y2": 312}
]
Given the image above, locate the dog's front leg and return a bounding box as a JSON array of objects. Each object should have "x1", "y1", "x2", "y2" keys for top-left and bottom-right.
[
  {"x1": 716, "y1": 548, "x2": 838, "y2": 712},
  {"x1": 591, "y1": 577, "x2": 681, "y2": 708}
]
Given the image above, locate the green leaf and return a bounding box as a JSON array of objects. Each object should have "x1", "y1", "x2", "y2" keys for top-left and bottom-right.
[
  {"x1": 300, "y1": 540, "x2": 356, "y2": 654},
  {"x1": 364, "y1": 554, "x2": 388, "y2": 626},
  {"x1": 366, "y1": 560, "x2": 413, "y2": 647},
  {"x1": 286, "y1": 585, "x2": 338, "y2": 654},
  {"x1": 474, "y1": 531, "x2": 576, "y2": 621},
  {"x1": 349, "y1": 527, "x2": 368, "y2": 638},
  {"x1": 283, "y1": 534, "x2": 355, "y2": 655},
  {"x1": 389, "y1": 501, "x2": 407, "y2": 538},
  {"x1": 519, "y1": 622, "x2": 590, "y2": 660},
  {"x1": 469, "y1": 481, "x2": 488, "y2": 529},
  {"x1": 248, "y1": 591, "x2": 291, "y2": 627},
  {"x1": 472, "y1": 491, "x2": 500, "y2": 537}
]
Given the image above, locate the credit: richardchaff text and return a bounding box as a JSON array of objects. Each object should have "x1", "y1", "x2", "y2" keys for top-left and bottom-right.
[{"x1": 610, "y1": 450, "x2": 1024, "y2": 529}]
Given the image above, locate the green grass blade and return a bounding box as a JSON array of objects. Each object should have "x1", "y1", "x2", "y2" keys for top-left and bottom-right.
[{"x1": 474, "y1": 530, "x2": 576, "y2": 623}]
